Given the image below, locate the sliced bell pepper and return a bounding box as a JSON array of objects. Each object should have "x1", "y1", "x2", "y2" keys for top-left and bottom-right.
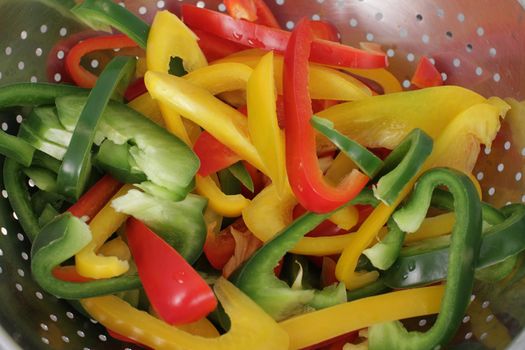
[
  {"x1": 280, "y1": 285, "x2": 444, "y2": 350},
  {"x1": 283, "y1": 19, "x2": 369, "y2": 213},
  {"x1": 344, "y1": 68, "x2": 402, "y2": 94},
  {"x1": 72, "y1": 0, "x2": 149, "y2": 49},
  {"x1": 196, "y1": 175, "x2": 251, "y2": 217},
  {"x1": 411, "y1": 56, "x2": 443, "y2": 89},
  {"x1": 0, "y1": 130, "x2": 34, "y2": 168},
  {"x1": 67, "y1": 174, "x2": 122, "y2": 221},
  {"x1": 384, "y1": 203, "x2": 525, "y2": 289},
  {"x1": 75, "y1": 185, "x2": 133, "y2": 279},
  {"x1": 222, "y1": 222, "x2": 263, "y2": 278},
  {"x1": 145, "y1": 71, "x2": 266, "y2": 173},
  {"x1": 126, "y1": 93, "x2": 165, "y2": 126},
  {"x1": 204, "y1": 220, "x2": 236, "y2": 270},
  {"x1": 80, "y1": 277, "x2": 290, "y2": 349},
  {"x1": 181, "y1": 5, "x2": 387, "y2": 69},
  {"x1": 65, "y1": 34, "x2": 138, "y2": 88},
  {"x1": 368, "y1": 167, "x2": 483, "y2": 350},
  {"x1": 233, "y1": 204, "x2": 351, "y2": 321},
  {"x1": 224, "y1": 0, "x2": 281, "y2": 28},
  {"x1": 194, "y1": 131, "x2": 241, "y2": 176},
  {"x1": 31, "y1": 212, "x2": 141, "y2": 299},
  {"x1": 56, "y1": 56, "x2": 135, "y2": 200},
  {"x1": 0, "y1": 82, "x2": 86, "y2": 109},
  {"x1": 216, "y1": 52, "x2": 372, "y2": 101},
  {"x1": 124, "y1": 77, "x2": 147, "y2": 103},
  {"x1": 247, "y1": 51, "x2": 287, "y2": 195},
  {"x1": 126, "y1": 217, "x2": 216, "y2": 325},
  {"x1": 193, "y1": 29, "x2": 247, "y2": 62}
]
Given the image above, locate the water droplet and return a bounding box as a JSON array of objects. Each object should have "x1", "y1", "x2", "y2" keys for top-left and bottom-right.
[
  {"x1": 408, "y1": 261, "x2": 416, "y2": 271},
  {"x1": 233, "y1": 32, "x2": 243, "y2": 40},
  {"x1": 402, "y1": 274, "x2": 408, "y2": 280}
]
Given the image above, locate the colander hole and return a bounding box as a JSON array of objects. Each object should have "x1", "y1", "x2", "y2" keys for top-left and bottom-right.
[
  {"x1": 15, "y1": 283, "x2": 23, "y2": 292},
  {"x1": 416, "y1": 14, "x2": 423, "y2": 21},
  {"x1": 1, "y1": 123, "x2": 6, "y2": 131},
  {"x1": 476, "y1": 27, "x2": 485, "y2": 36},
  {"x1": 463, "y1": 315, "x2": 471, "y2": 323},
  {"x1": 54, "y1": 73, "x2": 62, "y2": 82},
  {"x1": 218, "y1": 3, "x2": 226, "y2": 11},
  {"x1": 429, "y1": 58, "x2": 436, "y2": 65},
  {"x1": 118, "y1": 1, "x2": 125, "y2": 7},
  {"x1": 486, "y1": 314, "x2": 495, "y2": 322},
  {"x1": 35, "y1": 291, "x2": 44, "y2": 300},
  {"x1": 56, "y1": 50, "x2": 65, "y2": 60},
  {"x1": 138, "y1": 6, "x2": 147, "y2": 15},
  {"x1": 1, "y1": 190, "x2": 7, "y2": 199},
  {"x1": 493, "y1": 73, "x2": 501, "y2": 82},
  {"x1": 475, "y1": 67, "x2": 483, "y2": 76},
  {"x1": 0, "y1": 72, "x2": 2, "y2": 80},
  {"x1": 30, "y1": 76, "x2": 37, "y2": 83},
  {"x1": 90, "y1": 59, "x2": 99, "y2": 69},
  {"x1": 453, "y1": 58, "x2": 461, "y2": 67},
  {"x1": 366, "y1": 33, "x2": 374, "y2": 41},
  {"x1": 98, "y1": 334, "x2": 107, "y2": 341},
  {"x1": 83, "y1": 347, "x2": 91, "y2": 350},
  {"x1": 386, "y1": 49, "x2": 395, "y2": 57},
  {"x1": 497, "y1": 163, "x2": 504, "y2": 172},
  {"x1": 49, "y1": 314, "x2": 58, "y2": 322},
  {"x1": 457, "y1": 13, "x2": 465, "y2": 22},
  {"x1": 40, "y1": 24, "x2": 48, "y2": 33},
  {"x1": 504, "y1": 141, "x2": 511, "y2": 150},
  {"x1": 17, "y1": 61, "x2": 24, "y2": 70},
  {"x1": 5, "y1": 46, "x2": 12, "y2": 56},
  {"x1": 488, "y1": 187, "x2": 495, "y2": 196},
  {"x1": 516, "y1": 172, "x2": 522, "y2": 181},
  {"x1": 445, "y1": 31, "x2": 453, "y2": 38},
  {"x1": 20, "y1": 30, "x2": 28, "y2": 40},
  {"x1": 421, "y1": 34, "x2": 430, "y2": 44},
  {"x1": 0, "y1": 248, "x2": 3, "y2": 256},
  {"x1": 399, "y1": 28, "x2": 408, "y2": 38},
  {"x1": 440, "y1": 72, "x2": 447, "y2": 81},
  {"x1": 90, "y1": 318, "x2": 98, "y2": 324},
  {"x1": 482, "y1": 301, "x2": 490, "y2": 308},
  {"x1": 59, "y1": 27, "x2": 68, "y2": 37},
  {"x1": 16, "y1": 114, "x2": 23, "y2": 123},
  {"x1": 466, "y1": 43, "x2": 473, "y2": 52},
  {"x1": 12, "y1": 211, "x2": 18, "y2": 220},
  {"x1": 77, "y1": 330, "x2": 85, "y2": 337},
  {"x1": 286, "y1": 21, "x2": 295, "y2": 30},
  {"x1": 480, "y1": 332, "x2": 488, "y2": 340},
  {"x1": 489, "y1": 47, "x2": 497, "y2": 57},
  {"x1": 27, "y1": 179, "x2": 35, "y2": 188},
  {"x1": 196, "y1": 1, "x2": 206, "y2": 8},
  {"x1": 464, "y1": 332, "x2": 473, "y2": 340},
  {"x1": 157, "y1": 0, "x2": 166, "y2": 9},
  {"x1": 484, "y1": 147, "x2": 491, "y2": 155},
  {"x1": 41, "y1": 337, "x2": 49, "y2": 345},
  {"x1": 16, "y1": 233, "x2": 24, "y2": 241},
  {"x1": 61, "y1": 336, "x2": 70, "y2": 343},
  {"x1": 349, "y1": 18, "x2": 358, "y2": 27},
  {"x1": 402, "y1": 80, "x2": 411, "y2": 88},
  {"x1": 40, "y1": 323, "x2": 48, "y2": 331},
  {"x1": 375, "y1": 12, "x2": 383, "y2": 21},
  {"x1": 66, "y1": 311, "x2": 74, "y2": 319},
  {"x1": 312, "y1": 14, "x2": 321, "y2": 20},
  {"x1": 436, "y1": 8, "x2": 444, "y2": 17},
  {"x1": 406, "y1": 53, "x2": 415, "y2": 62},
  {"x1": 21, "y1": 252, "x2": 28, "y2": 260},
  {"x1": 418, "y1": 319, "x2": 427, "y2": 327},
  {"x1": 35, "y1": 48, "x2": 43, "y2": 57},
  {"x1": 0, "y1": 266, "x2": 2, "y2": 274},
  {"x1": 17, "y1": 269, "x2": 24, "y2": 277}
]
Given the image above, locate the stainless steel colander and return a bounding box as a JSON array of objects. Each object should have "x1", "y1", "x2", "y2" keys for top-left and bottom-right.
[{"x1": 0, "y1": 0, "x2": 524, "y2": 349}]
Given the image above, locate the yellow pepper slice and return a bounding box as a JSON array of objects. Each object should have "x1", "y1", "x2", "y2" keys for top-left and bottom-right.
[
  {"x1": 98, "y1": 237, "x2": 131, "y2": 261},
  {"x1": 216, "y1": 52, "x2": 371, "y2": 101},
  {"x1": 325, "y1": 152, "x2": 358, "y2": 185},
  {"x1": 75, "y1": 185, "x2": 133, "y2": 279},
  {"x1": 336, "y1": 99, "x2": 509, "y2": 289},
  {"x1": 247, "y1": 51, "x2": 287, "y2": 196},
  {"x1": 280, "y1": 284, "x2": 445, "y2": 350},
  {"x1": 145, "y1": 71, "x2": 267, "y2": 173},
  {"x1": 344, "y1": 68, "x2": 402, "y2": 94},
  {"x1": 316, "y1": 86, "x2": 486, "y2": 150},
  {"x1": 196, "y1": 175, "x2": 251, "y2": 217},
  {"x1": 185, "y1": 63, "x2": 253, "y2": 95},
  {"x1": 80, "y1": 278, "x2": 289, "y2": 350},
  {"x1": 177, "y1": 318, "x2": 220, "y2": 338},
  {"x1": 127, "y1": 92, "x2": 165, "y2": 126},
  {"x1": 404, "y1": 212, "x2": 455, "y2": 244},
  {"x1": 147, "y1": 10, "x2": 207, "y2": 73},
  {"x1": 467, "y1": 299, "x2": 511, "y2": 350}
]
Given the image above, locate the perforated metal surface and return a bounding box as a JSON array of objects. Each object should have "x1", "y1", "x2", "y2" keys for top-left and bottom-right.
[{"x1": 0, "y1": 0, "x2": 524, "y2": 349}]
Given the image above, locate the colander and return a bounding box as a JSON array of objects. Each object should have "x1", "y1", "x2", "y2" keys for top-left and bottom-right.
[{"x1": 0, "y1": 0, "x2": 524, "y2": 349}]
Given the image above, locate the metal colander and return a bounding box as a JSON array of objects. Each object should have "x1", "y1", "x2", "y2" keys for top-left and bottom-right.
[{"x1": 0, "y1": 0, "x2": 524, "y2": 349}]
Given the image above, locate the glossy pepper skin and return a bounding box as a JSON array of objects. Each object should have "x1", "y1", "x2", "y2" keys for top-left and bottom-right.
[
  {"x1": 368, "y1": 167, "x2": 483, "y2": 350},
  {"x1": 282, "y1": 18, "x2": 369, "y2": 214},
  {"x1": 126, "y1": 218, "x2": 217, "y2": 325}
]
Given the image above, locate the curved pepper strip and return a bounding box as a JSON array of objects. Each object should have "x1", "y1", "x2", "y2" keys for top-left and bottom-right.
[
  {"x1": 216, "y1": 52, "x2": 372, "y2": 101},
  {"x1": 126, "y1": 93, "x2": 165, "y2": 126},
  {"x1": 30, "y1": 213, "x2": 141, "y2": 299},
  {"x1": 344, "y1": 68, "x2": 402, "y2": 94},
  {"x1": 75, "y1": 185, "x2": 133, "y2": 279},
  {"x1": 0, "y1": 82, "x2": 86, "y2": 109},
  {"x1": 247, "y1": 51, "x2": 287, "y2": 196},
  {"x1": 384, "y1": 203, "x2": 525, "y2": 289},
  {"x1": 185, "y1": 62, "x2": 253, "y2": 95},
  {"x1": 80, "y1": 278, "x2": 289, "y2": 349},
  {"x1": 280, "y1": 285, "x2": 444, "y2": 350},
  {"x1": 232, "y1": 206, "x2": 348, "y2": 321},
  {"x1": 368, "y1": 168, "x2": 483, "y2": 350},
  {"x1": 336, "y1": 99, "x2": 508, "y2": 289},
  {"x1": 283, "y1": 19, "x2": 369, "y2": 213},
  {"x1": 145, "y1": 71, "x2": 266, "y2": 173}
]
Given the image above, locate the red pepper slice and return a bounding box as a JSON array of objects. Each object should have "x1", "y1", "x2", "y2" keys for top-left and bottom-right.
[
  {"x1": 283, "y1": 19, "x2": 369, "y2": 213},
  {"x1": 292, "y1": 204, "x2": 347, "y2": 237},
  {"x1": 193, "y1": 131, "x2": 242, "y2": 176},
  {"x1": 224, "y1": 0, "x2": 281, "y2": 29},
  {"x1": 411, "y1": 56, "x2": 443, "y2": 89},
  {"x1": 310, "y1": 20, "x2": 340, "y2": 42},
  {"x1": 52, "y1": 265, "x2": 94, "y2": 283},
  {"x1": 252, "y1": 0, "x2": 281, "y2": 28},
  {"x1": 181, "y1": 5, "x2": 387, "y2": 69},
  {"x1": 67, "y1": 175, "x2": 122, "y2": 220},
  {"x1": 126, "y1": 218, "x2": 217, "y2": 325},
  {"x1": 66, "y1": 34, "x2": 138, "y2": 88},
  {"x1": 193, "y1": 29, "x2": 248, "y2": 62},
  {"x1": 203, "y1": 224, "x2": 236, "y2": 270},
  {"x1": 124, "y1": 77, "x2": 147, "y2": 102}
]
